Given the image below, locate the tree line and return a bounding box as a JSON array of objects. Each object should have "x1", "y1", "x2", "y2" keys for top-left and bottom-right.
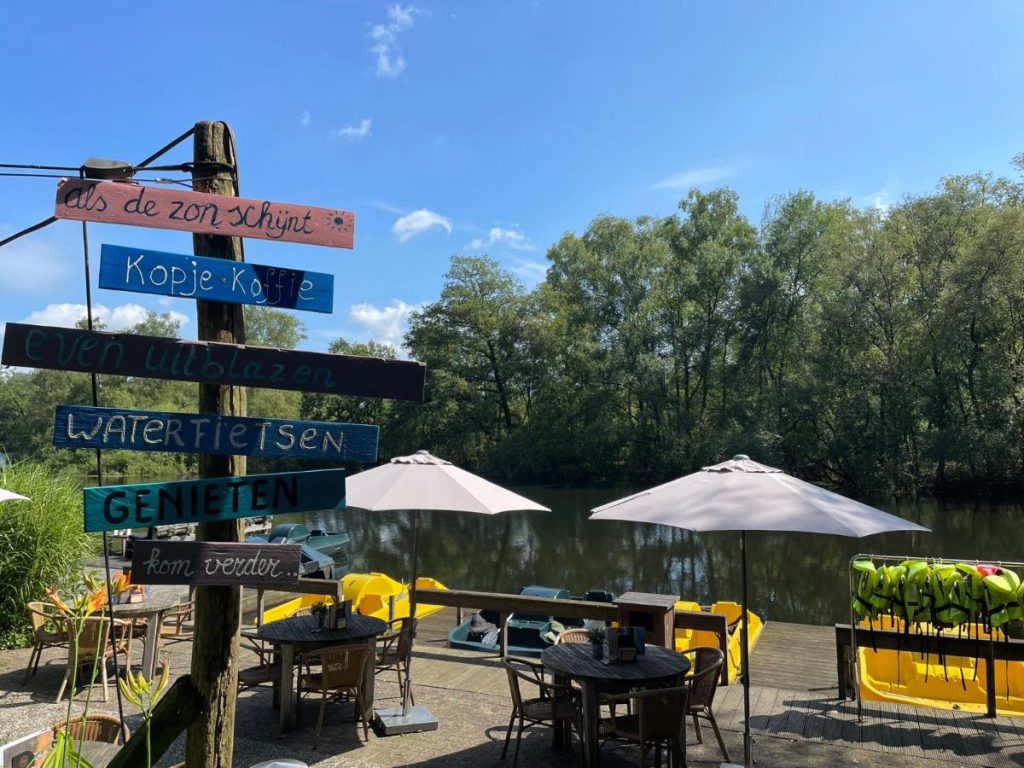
[{"x1": 3, "y1": 164, "x2": 1024, "y2": 497}]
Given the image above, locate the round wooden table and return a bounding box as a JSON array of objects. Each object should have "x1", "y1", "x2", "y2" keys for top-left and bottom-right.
[
  {"x1": 110, "y1": 593, "x2": 187, "y2": 679},
  {"x1": 541, "y1": 643, "x2": 691, "y2": 768},
  {"x1": 256, "y1": 613, "x2": 387, "y2": 732}
]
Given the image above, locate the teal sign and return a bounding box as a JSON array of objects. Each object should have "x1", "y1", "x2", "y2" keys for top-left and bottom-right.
[{"x1": 83, "y1": 468, "x2": 346, "y2": 532}]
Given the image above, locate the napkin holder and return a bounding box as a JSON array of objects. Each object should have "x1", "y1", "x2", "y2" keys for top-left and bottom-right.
[
  {"x1": 329, "y1": 599, "x2": 352, "y2": 629},
  {"x1": 605, "y1": 626, "x2": 645, "y2": 662}
]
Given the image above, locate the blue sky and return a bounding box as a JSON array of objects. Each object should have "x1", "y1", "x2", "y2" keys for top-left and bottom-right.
[{"x1": 2, "y1": 1, "x2": 1023, "y2": 355}]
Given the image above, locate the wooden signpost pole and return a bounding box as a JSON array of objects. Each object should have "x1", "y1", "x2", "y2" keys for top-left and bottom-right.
[{"x1": 186, "y1": 121, "x2": 246, "y2": 768}]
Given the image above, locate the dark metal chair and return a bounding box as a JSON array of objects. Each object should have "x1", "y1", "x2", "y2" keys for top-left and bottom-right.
[{"x1": 500, "y1": 656, "x2": 581, "y2": 768}]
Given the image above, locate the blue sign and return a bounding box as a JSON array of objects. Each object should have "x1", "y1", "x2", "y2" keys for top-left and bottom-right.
[
  {"x1": 99, "y1": 244, "x2": 335, "y2": 313},
  {"x1": 54, "y1": 404, "x2": 378, "y2": 462},
  {"x1": 83, "y1": 468, "x2": 346, "y2": 532}
]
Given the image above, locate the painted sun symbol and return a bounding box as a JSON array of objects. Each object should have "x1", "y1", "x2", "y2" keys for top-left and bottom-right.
[{"x1": 326, "y1": 212, "x2": 347, "y2": 233}]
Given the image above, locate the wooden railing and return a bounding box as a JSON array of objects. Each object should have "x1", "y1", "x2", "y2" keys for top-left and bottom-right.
[
  {"x1": 415, "y1": 587, "x2": 733, "y2": 683},
  {"x1": 835, "y1": 623, "x2": 1024, "y2": 717},
  {"x1": 246, "y1": 577, "x2": 342, "y2": 627}
]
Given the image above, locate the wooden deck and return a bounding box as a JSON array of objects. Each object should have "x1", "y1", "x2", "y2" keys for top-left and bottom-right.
[{"x1": 414, "y1": 609, "x2": 1024, "y2": 767}]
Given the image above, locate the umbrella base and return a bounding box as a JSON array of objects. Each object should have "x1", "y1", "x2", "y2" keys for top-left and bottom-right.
[{"x1": 373, "y1": 705, "x2": 439, "y2": 735}]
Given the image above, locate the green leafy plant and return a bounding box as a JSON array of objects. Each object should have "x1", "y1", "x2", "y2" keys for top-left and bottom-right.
[
  {"x1": 120, "y1": 662, "x2": 170, "y2": 768},
  {"x1": 310, "y1": 601, "x2": 328, "y2": 617},
  {"x1": 0, "y1": 462, "x2": 98, "y2": 649},
  {"x1": 586, "y1": 626, "x2": 606, "y2": 644},
  {"x1": 40, "y1": 572, "x2": 131, "y2": 768}
]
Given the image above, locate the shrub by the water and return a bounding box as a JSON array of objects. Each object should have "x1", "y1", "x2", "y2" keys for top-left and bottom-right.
[{"x1": 0, "y1": 463, "x2": 98, "y2": 648}]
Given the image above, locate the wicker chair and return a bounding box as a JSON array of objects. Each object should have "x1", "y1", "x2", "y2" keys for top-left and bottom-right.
[
  {"x1": 159, "y1": 600, "x2": 194, "y2": 644},
  {"x1": 238, "y1": 632, "x2": 280, "y2": 692},
  {"x1": 500, "y1": 656, "x2": 581, "y2": 768},
  {"x1": 24, "y1": 601, "x2": 69, "y2": 684},
  {"x1": 681, "y1": 646, "x2": 730, "y2": 762},
  {"x1": 554, "y1": 628, "x2": 590, "y2": 644},
  {"x1": 55, "y1": 616, "x2": 131, "y2": 703},
  {"x1": 375, "y1": 617, "x2": 416, "y2": 704},
  {"x1": 297, "y1": 643, "x2": 373, "y2": 747},
  {"x1": 51, "y1": 712, "x2": 130, "y2": 745},
  {"x1": 602, "y1": 685, "x2": 690, "y2": 768}
]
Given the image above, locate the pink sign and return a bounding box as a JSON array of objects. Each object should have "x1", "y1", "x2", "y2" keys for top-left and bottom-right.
[{"x1": 54, "y1": 178, "x2": 354, "y2": 249}]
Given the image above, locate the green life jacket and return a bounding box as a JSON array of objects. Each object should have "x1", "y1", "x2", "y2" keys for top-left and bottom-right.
[
  {"x1": 985, "y1": 568, "x2": 1022, "y2": 628},
  {"x1": 851, "y1": 559, "x2": 876, "y2": 619},
  {"x1": 869, "y1": 565, "x2": 898, "y2": 615},
  {"x1": 955, "y1": 563, "x2": 987, "y2": 618},
  {"x1": 922, "y1": 563, "x2": 956, "y2": 626},
  {"x1": 900, "y1": 561, "x2": 930, "y2": 625},
  {"x1": 887, "y1": 565, "x2": 911, "y2": 621},
  {"x1": 936, "y1": 570, "x2": 969, "y2": 628}
]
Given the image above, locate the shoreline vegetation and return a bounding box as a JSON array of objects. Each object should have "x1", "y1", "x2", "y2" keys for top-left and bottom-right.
[{"x1": 4, "y1": 166, "x2": 1024, "y2": 498}]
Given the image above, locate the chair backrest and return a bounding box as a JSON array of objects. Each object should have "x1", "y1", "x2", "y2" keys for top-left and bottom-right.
[
  {"x1": 54, "y1": 713, "x2": 130, "y2": 745},
  {"x1": 501, "y1": 657, "x2": 551, "y2": 711},
  {"x1": 318, "y1": 644, "x2": 371, "y2": 690},
  {"x1": 289, "y1": 606, "x2": 312, "y2": 618},
  {"x1": 396, "y1": 616, "x2": 417, "y2": 659},
  {"x1": 633, "y1": 686, "x2": 689, "y2": 740},
  {"x1": 26, "y1": 601, "x2": 62, "y2": 639},
  {"x1": 74, "y1": 616, "x2": 112, "y2": 662},
  {"x1": 555, "y1": 628, "x2": 590, "y2": 645},
  {"x1": 685, "y1": 645, "x2": 725, "y2": 710}
]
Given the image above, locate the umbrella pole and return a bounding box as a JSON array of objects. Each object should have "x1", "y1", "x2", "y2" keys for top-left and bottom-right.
[
  {"x1": 373, "y1": 509, "x2": 438, "y2": 734},
  {"x1": 741, "y1": 530, "x2": 752, "y2": 768},
  {"x1": 402, "y1": 509, "x2": 421, "y2": 717}
]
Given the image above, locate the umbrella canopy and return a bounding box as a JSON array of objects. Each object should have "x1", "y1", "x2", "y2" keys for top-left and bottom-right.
[
  {"x1": 345, "y1": 450, "x2": 551, "y2": 515},
  {"x1": 345, "y1": 450, "x2": 550, "y2": 732},
  {"x1": 0, "y1": 488, "x2": 29, "y2": 503},
  {"x1": 590, "y1": 454, "x2": 928, "y2": 768},
  {"x1": 591, "y1": 454, "x2": 927, "y2": 536}
]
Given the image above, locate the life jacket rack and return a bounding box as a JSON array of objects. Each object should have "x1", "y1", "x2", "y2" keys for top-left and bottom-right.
[{"x1": 847, "y1": 553, "x2": 1024, "y2": 721}]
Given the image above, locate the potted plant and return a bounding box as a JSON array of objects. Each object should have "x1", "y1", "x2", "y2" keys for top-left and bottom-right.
[
  {"x1": 311, "y1": 601, "x2": 328, "y2": 629},
  {"x1": 586, "y1": 626, "x2": 606, "y2": 659}
]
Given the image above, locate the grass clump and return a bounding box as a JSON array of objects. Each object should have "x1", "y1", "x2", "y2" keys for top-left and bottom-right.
[{"x1": 0, "y1": 462, "x2": 98, "y2": 649}]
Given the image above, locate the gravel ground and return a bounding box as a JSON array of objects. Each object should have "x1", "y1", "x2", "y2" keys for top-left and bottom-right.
[{"x1": 0, "y1": 633, "x2": 970, "y2": 768}]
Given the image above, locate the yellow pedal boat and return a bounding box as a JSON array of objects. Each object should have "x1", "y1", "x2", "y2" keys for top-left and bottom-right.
[
  {"x1": 673, "y1": 600, "x2": 764, "y2": 683},
  {"x1": 260, "y1": 571, "x2": 447, "y2": 625},
  {"x1": 857, "y1": 616, "x2": 1024, "y2": 715}
]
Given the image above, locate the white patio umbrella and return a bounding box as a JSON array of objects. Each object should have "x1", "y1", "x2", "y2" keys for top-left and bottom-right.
[
  {"x1": 344, "y1": 449, "x2": 550, "y2": 734},
  {"x1": 590, "y1": 454, "x2": 928, "y2": 768},
  {"x1": 0, "y1": 488, "x2": 29, "y2": 503}
]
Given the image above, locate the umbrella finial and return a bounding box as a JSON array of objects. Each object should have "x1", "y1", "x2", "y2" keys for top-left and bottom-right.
[{"x1": 733, "y1": 454, "x2": 750, "y2": 461}]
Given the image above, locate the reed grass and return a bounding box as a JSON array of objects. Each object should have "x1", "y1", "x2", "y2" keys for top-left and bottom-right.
[{"x1": 0, "y1": 462, "x2": 98, "y2": 648}]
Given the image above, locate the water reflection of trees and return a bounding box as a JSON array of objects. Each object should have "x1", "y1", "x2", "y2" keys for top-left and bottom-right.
[{"x1": 287, "y1": 490, "x2": 1024, "y2": 626}]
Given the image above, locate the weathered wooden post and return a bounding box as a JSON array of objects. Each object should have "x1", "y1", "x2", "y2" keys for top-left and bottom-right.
[{"x1": 186, "y1": 120, "x2": 246, "y2": 768}]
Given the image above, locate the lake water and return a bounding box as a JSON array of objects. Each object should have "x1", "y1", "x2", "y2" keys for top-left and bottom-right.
[{"x1": 281, "y1": 486, "x2": 1024, "y2": 627}]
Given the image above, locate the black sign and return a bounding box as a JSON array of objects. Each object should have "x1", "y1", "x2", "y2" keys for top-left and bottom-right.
[
  {"x1": 2, "y1": 323, "x2": 426, "y2": 402},
  {"x1": 131, "y1": 540, "x2": 302, "y2": 586}
]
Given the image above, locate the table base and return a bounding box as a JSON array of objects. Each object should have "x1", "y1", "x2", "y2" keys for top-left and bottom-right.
[{"x1": 373, "y1": 704, "x2": 439, "y2": 735}]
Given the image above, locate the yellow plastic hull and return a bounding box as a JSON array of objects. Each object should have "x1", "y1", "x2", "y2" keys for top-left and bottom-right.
[
  {"x1": 260, "y1": 572, "x2": 447, "y2": 625},
  {"x1": 857, "y1": 617, "x2": 1024, "y2": 715},
  {"x1": 673, "y1": 600, "x2": 764, "y2": 683}
]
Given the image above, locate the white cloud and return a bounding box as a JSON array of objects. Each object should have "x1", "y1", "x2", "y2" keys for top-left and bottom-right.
[
  {"x1": 856, "y1": 188, "x2": 896, "y2": 215},
  {"x1": 1, "y1": 235, "x2": 75, "y2": 295},
  {"x1": 508, "y1": 257, "x2": 548, "y2": 284},
  {"x1": 333, "y1": 118, "x2": 372, "y2": 141},
  {"x1": 370, "y1": 4, "x2": 422, "y2": 78},
  {"x1": 465, "y1": 227, "x2": 536, "y2": 252},
  {"x1": 392, "y1": 209, "x2": 452, "y2": 243},
  {"x1": 651, "y1": 164, "x2": 735, "y2": 191},
  {"x1": 348, "y1": 300, "x2": 420, "y2": 350},
  {"x1": 300, "y1": 110, "x2": 311, "y2": 128},
  {"x1": 21, "y1": 302, "x2": 189, "y2": 332}
]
